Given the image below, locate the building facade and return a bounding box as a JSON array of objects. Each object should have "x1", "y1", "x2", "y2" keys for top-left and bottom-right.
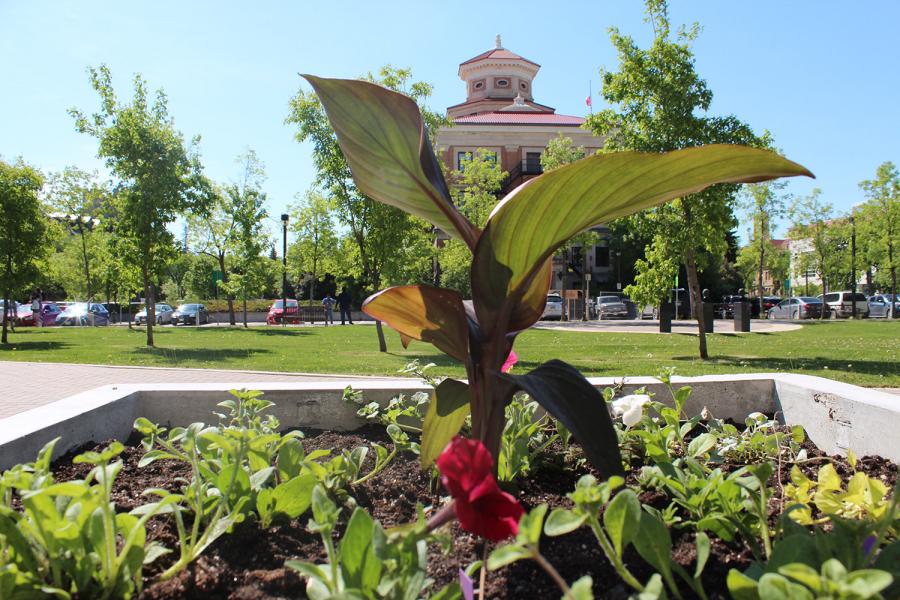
[{"x1": 435, "y1": 38, "x2": 619, "y2": 293}]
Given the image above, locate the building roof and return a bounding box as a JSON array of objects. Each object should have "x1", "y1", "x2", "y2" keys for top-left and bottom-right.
[
  {"x1": 772, "y1": 239, "x2": 791, "y2": 250},
  {"x1": 452, "y1": 111, "x2": 585, "y2": 126},
  {"x1": 460, "y1": 47, "x2": 540, "y2": 68}
]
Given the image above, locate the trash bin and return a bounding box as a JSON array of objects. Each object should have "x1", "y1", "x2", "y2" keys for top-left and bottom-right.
[
  {"x1": 659, "y1": 302, "x2": 673, "y2": 333},
  {"x1": 702, "y1": 302, "x2": 715, "y2": 333},
  {"x1": 734, "y1": 301, "x2": 751, "y2": 332}
]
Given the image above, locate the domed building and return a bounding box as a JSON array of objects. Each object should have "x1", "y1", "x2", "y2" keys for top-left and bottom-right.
[
  {"x1": 435, "y1": 36, "x2": 603, "y2": 194},
  {"x1": 435, "y1": 38, "x2": 618, "y2": 305}
]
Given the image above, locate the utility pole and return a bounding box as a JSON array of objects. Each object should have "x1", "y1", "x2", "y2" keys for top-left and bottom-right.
[{"x1": 281, "y1": 213, "x2": 289, "y2": 327}]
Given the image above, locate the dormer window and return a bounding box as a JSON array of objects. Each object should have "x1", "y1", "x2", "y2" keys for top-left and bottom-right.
[{"x1": 495, "y1": 78, "x2": 510, "y2": 88}]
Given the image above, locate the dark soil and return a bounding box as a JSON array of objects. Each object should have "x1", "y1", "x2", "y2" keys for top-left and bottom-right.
[{"x1": 47, "y1": 426, "x2": 897, "y2": 600}]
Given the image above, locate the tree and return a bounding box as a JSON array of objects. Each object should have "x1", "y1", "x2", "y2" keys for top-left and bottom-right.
[
  {"x1": 0, "y1": 158, "x2": 47, "y2": 344},
  {"x1": 789, "y1": 188, "x2": 844, "y2": 317},
  {"x1": 440, "y1": 150, "x2": 506, "y2": 296},
  {"x1": 70, "y1": 65, "x2": 207, "y2": 346},
  {"x1": 289, "y1": 189, "x2": 338, "y2": 304},
  {"x1": 540, "y1": 136, "x2": 598, "y2": 319},
  {"x1": 45, "y1": 167, "x2": 108, "y2": 300},
  {"x1": 587, "y1": 0, "x2": 760, "y2": 358},
  {"x1": 859, "y1": 161, "x2": 900, "y2": 317},
  {"x1": 739, "y1": 178, "x2": 789, "y2": 298},
  {"x1": 216, "y1": 156, "x2": 269, "y2": 327},
  {"x1": 190, "y1": 150, "x2": 266, "y2": 325},
  {"x1": 286, "y1": 65, "x2": 445, "y2": 291}
]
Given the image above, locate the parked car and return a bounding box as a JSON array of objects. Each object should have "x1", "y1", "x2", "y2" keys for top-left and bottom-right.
[
  {"x1": 639, "y1": 304, "x2": 659, "y2": 320},
  {"x1": 134, "y1": 303, "x2": 175, "y2": 325},
  {"x1": 542, "y1": 294, "x2": 563, "y2": 320},
  {"x1": 18, "y1": 302, "x2": 61, "y2": 326},
  {"x1": 596, "y1": 295, "x2": 628, "y2": 319},
  {"x1": 266, "y1": 299, "x2": 300, "y2": 325},
  {"x1": 820, "y1": 291, "x2": 868, "y2": 318},
  {"x1": 55, "y1": 302, "x2": 110, "y2": 326},
  {"x1": 171, "y1": 303, "x2": 210, "y2": 326},
  {"x1": 767, "y1": 297, "x2": 827, "y2": 320},
  {"x1": 867, "y1": 293, "x2": 899, "y2": 318}
]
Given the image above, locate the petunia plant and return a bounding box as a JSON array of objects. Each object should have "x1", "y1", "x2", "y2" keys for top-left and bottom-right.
[{"x1": 302, "y1": 74, "x2": 813, "y2": 479}]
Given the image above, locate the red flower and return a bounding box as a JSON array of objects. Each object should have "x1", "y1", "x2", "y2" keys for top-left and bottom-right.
[
  {"x1": 436, "y1": 437, "x2": 524, "y2": 541},
  {"x1": 501, "y1": 350, "x2": 518, "y2": 373}
]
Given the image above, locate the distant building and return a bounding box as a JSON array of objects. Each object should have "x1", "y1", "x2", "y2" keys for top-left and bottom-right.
[{"x1": 435, "y1": 37, "x2": 618, "y2": 293}]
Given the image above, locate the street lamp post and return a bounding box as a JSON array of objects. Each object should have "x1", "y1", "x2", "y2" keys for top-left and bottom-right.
[
  {"x1": 281, "y1": 213, "x2": 289, "y2": 327},
  {"x1": 851, "y1": 214, "x2": 857, "y2": 319},
  {"x1": 614, "y1": 250, "x2": 622, "y2": 291}
]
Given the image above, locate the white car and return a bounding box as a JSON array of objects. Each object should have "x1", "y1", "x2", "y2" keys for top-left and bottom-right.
[
  {"x1": 542, "y1": 294, "x2": 563, "y2": 320},
  {"x1": 820, "y1": 292, "x2": 868, "y2": 318},
  {"x1": 134, "y1": 303, "x2": 175, "y2": 325}
]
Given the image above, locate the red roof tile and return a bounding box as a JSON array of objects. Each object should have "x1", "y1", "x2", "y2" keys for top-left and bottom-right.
[
  {"x1": 452, "y1": 112, "x2": 585, "y2": 125},
  {"x1": 460, "y1": 48, "x2": 539, "y2": 68}
]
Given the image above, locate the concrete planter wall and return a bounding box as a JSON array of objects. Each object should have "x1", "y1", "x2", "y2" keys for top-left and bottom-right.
[{"x1": 0, "y1": 374, "x2": 897, "y2": 470}]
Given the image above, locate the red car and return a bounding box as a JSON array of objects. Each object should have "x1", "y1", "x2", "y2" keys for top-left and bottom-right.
[
  {"x1": 266, "y1": 299, "x2": 299, "y2": 324},
  {"x1": 18, "y1": 302, "x2": 62, "y2": 326}
]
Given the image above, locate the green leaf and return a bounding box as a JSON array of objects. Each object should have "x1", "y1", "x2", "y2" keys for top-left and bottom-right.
[
  {"x1": 420, "y1": 378, "x2": 471, "y2": 468},
  {"x1": 633, "y1": 510, "x2": 672, "y2": 577},
  {"x1": 694, "y1": 532, "x2": 710, "y2": 579},
  {"x1": 568, "y1": 575, "x2": 594, "y2": 600},
  {"x1": 362, "y1": 285, "x2": 470, "y2": 362},
  {"x1": 272, "y1": 472, "x2": 316, "y2": 519},
  {"x1": 635, "y1": 574, "x2": 666, "y2": 600},
  {"x1": 757, "y1": 573, "x2": 814, "y2": 600},
  {"x1": 486, "y1": 544, "x2": 532, "y2": 570},
  {"x1": 500, "y1": 360, "x2": 624, "y2": 478},
  {"x1": 603, "y1": 489, "x2": 641, "y2": 558},
  {"x1": 471, "y1": 145, "x2": 813, "y2": 335},
  {"x1": 687, "y1": 433, "x2": 716, "y2": 458},
  {"x1": 777, "y1": 563, "x2": 821, "y2": 592},
  {"x1": 520, "y1": 504, "x2": 547, "y2": 546},
  {"x1": 544, "y1": 508, "x2": 587, "y2": 537},
  {"x1": 845, "y1": 569, "x2": 894, "y2": 596},
  {"x1": 340, "y1": 508, "x2": 381, "y2": 592},
  {"x1": 301, "y1": 75, "x2": 478, "y2": 248},
  {"x1": 726, "y1": 569, "x2": 760, "y2": 600}
]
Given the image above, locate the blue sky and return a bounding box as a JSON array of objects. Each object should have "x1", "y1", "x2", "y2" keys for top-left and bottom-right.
[{"x1": 2, "y1": 1, "x2": 897, "y2": 241}]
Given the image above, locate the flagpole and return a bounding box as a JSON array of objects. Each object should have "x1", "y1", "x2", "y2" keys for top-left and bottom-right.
[{"x1": 588, "y1": 80, "x2": 593, "y2": 115}]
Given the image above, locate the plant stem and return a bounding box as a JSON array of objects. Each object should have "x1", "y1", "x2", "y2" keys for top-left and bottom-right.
[
  {"x1": 588, "y1": 517, "x2": 644, "y2": 592},
  {"x1": 529, "y1": 545, "x2": 574, "y2": 599},
  {"x1": 352, "y1": 448, "x2": 397, "y2": 486}
]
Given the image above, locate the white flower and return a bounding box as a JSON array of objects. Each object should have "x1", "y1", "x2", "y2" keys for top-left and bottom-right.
[{"x1": 612, "y1": 394, "x2": 651, "y2": 427}]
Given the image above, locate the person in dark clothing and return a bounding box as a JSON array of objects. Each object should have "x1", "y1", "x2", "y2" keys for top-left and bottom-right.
[{"x1": 337, "y1": 287, "x2": 353, "y2": 325}]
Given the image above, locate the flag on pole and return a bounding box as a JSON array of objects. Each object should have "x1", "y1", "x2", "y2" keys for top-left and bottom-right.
[{"x1": 585, "y1": 95, "x2": 592, "y2": 107}]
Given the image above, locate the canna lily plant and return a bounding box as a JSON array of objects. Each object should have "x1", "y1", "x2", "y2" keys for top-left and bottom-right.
[{"x1": 303, "y1": 75, "x2": 813, "y2": 480}]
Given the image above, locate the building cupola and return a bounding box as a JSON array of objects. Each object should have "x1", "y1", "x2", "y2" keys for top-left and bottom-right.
[{"x1": 457, "y1": 36, "x2": 541, "y2": 105}]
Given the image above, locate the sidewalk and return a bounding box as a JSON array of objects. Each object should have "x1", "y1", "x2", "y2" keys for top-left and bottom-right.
[{"x1": 0, "y1": 362, "x2": 404, "y2": 419}]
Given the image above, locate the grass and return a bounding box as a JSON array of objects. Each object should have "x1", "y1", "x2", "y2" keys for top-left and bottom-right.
[{"x1": 0, "y1": 320, "x2": 898, "y2": 387}]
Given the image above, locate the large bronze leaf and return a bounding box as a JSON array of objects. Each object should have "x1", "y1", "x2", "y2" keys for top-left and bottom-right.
[
  {"x1": 500, "y1": 359, "x2": 624, "y2": 479},
  {"x1": 362, "y1": 285, "x2": 469, "y2": 363},
  {"x1": 472, "y1": 145, "x2": 813, "y2": 333},
  {"x1": 420, "y1": 378, "x2": 471, "y2": 468},
  {"x1": 302, "y1": 75, "x2": 479, "y2": 249}
]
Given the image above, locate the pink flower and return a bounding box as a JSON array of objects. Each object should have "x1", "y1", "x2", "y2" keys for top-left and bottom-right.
[
  {"x1": 436, "y1": 437, "x2": 524, "y2": 541},
  {"x1": 501, "y1": 350, "x2": 518, "y2": 373}
]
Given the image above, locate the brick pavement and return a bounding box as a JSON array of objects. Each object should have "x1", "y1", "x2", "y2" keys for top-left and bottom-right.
[{"x1": 0, "y1": 362, "x2": 394, "y2": 419}]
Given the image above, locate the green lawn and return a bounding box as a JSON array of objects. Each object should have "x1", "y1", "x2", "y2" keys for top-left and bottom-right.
[{"x1": 1, "y1": 320, "x2": 898, "y2": 387}]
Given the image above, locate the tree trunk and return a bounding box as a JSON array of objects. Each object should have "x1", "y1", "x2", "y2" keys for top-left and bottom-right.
[
  {"x1": 78, "y1": 221, "x2": 92, "y2": 300},
  {"x1": 757, "y1": 242, "x2": 765, "y2": 299},
  {"x1": 685, "y1": 247, "x2": 708, "y2": 360},
  {"x1": 243, "y1": 298, "x2": 248, "y2": 328},
  {"x1": 143, "y1": 267, "x2": 155, "y2": 347},
  {"x1": 375, "y1": 320, "x2": 387, "y2": 352},
  {"x1": 560, "y1": 248, "x2": 568, "y2": 321},
  {"x1": 891, "y1": 265, "x2": 897, "y2": 320},
  {"x1": 2, "y1": 252, "x2": 11, "y2": 344},
  {"x1": 219, "y1": 253, "x2": 235, "y2": 326}
]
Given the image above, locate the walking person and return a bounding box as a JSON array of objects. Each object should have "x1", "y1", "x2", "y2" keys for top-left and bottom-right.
[
  {"x1": 321, "y1": 293, "x2": 335, "y2": 325},
  {"x1": 31, "y1": 289, "x2": 43, "y2": 328},
  {"x1": 337, "y1": 287, "x2": 354, "y2": 325}
]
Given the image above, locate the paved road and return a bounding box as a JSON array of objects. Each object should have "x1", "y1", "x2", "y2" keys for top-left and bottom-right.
[
  {"x1": 533, "y1": 319, "x2": 802, "y2": 334},
  {"x1": 0, "y1": 362, "x2": 398, "y2": 419}
]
